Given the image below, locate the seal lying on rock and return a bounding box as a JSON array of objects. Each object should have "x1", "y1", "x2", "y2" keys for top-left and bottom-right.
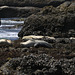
[
  {"x1": 22, "y1": 35, "x2": 55, "y2": 40},
  {"x1": 0, "y1": 6, "x2": 8, "y2": 9},
  {"x1": 20, "y1": 40, "x2": 52, "y2": 48},
  {"x1": 0, "y1": 39, "x2": 12, "y2": 44},
  {"x1": 22, "y1": 35, "x2": 44, "y2": 40},
  {"x1": 22, "y1": 35, "x2": 55, "y2": 43},
  {"x1": 0, "y1": 39, "x2": 12, "y2": 47}
]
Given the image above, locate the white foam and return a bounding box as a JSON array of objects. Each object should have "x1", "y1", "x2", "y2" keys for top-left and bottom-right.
[{"x1": 1, "y1": 20, "x2": 24, "y2": 24}]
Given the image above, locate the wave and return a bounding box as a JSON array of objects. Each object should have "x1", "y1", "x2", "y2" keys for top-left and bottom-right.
[
  {"x1": 0, "y1": 18, "x2": 24, "y2": 40},
  {"x1": 0, "y1": 31, "x2": 18, "y2": 38},
  {"x1": 1, "y1": 20, "x2": 24, "y2": 25},
  {"x1": 0, "y1": 25, "x2": 15, "y2": 27}
]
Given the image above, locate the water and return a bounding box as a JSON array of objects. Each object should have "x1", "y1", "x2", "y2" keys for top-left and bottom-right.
[{"x1": 0, "y1": 18, "x2": 24, "y2": 40}]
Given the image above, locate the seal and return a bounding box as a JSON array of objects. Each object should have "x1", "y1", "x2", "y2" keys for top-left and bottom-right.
[
  {"x1": 22, "y1": 35, "x2": 44, "y2": 40},
  {"x1": 0, "y1": 6, "x2": 9, "y2": 9},
  {"x1": 22, "y1": 35, "x2": 55, "y2": 43},
  {"x1": 20, "y1": 39, "x2": 52, "y2": 48},
  {"x1": 20, "y1": 40, "x2": 35, "y2": 48},
  {"x1": 0, "y1": 39, "x2": 12, "y2": 44}
]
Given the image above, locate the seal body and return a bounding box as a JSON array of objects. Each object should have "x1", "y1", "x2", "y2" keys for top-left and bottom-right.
[
  {"x1": 0, "y1": 39, "x2": 12, "y2": 47},
  {"x1": 20, "y1": 40, "x2": 35, "y2": 47},
  {"x1": 22, "y1": 35, "x2": 55, "y2": 43},
  {"x1": 22, "y1": 35, "x2": 44, "y2": 40},
  {"x1": 0, "y1": 39, "x2": 12, "y2": 44},
  {"x1": 20, "y1": 40, "x2": 52, "y2": 48},
  {"x1": 0, "y1": 6, "x2": 9, "y2": 9}
]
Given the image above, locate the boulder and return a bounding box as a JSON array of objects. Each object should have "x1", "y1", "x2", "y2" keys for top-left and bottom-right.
[
  {"x1": 0, "y1": 6, "x2": 40, "y2": 18},
  {"x1": 0, "y1": 0, "x2": 65, "y2": 7},
  {"x1": 18, "y1": 2, "x2": 75, "y2": 38}
]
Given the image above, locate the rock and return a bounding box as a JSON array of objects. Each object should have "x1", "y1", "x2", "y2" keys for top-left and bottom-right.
[
  {"x1": 0, "y1": 62, "x2": 11, "y2": 75},
  {"x1": 57, "y1": 1, "x2": 71, "y2": 11},
  {"x1": 21, "y1": 48, "x2": 28, "y2": 52},
  {"x1": 0, "y1": 6, "x2": 40, "y2": 18},
  {"x1": 56, "y1": 38, "x2": 70, "y2": 43},
  {"x1": 18, "y1": 2, "x2": 75, "y2": 38},
  {"x1": 20, "y1": 39, "x2": 52, "y2": 48},
  {"x1": 1, "y1": 54, "x2": 75, "y2": 75},
  {"x1": 0, "y1": 0, "x2": 65, "y2": 7},
  {"x1": 33, "y1": 70, "x2": 43, "y2": 75}
]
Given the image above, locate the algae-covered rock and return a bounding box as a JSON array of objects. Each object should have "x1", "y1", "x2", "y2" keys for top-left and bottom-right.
[{"x1": 18, "y1": 2, "x2": 75, "y2": 38}]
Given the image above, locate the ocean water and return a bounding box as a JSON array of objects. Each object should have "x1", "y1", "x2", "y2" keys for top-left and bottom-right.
[{"x1": 0, "y1": 18, "x2": 24, "y2": 40}]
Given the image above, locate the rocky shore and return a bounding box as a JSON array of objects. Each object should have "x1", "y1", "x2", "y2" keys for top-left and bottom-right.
[
  {"x1": 0, "y1": 37, "x2": 75, "y2": 75},
  {"x1": 0, "y1": 53, "x2": 75, "y2": 75},
  {"x1": 0, "y1": 0, "x2": 75, "y2": 75}
]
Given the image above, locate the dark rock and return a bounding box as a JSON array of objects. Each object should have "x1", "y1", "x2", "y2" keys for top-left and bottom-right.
[
  {"x1": 33, "y1": 70, "x2": 44, "y2": 75},
  {"x1": 21, "y1": 48, "x2": 28, "y2": 52},
  {"x1": 0, "y1": 6, "x2": 40, "y2": 18},
  {"x1": 56, "y1": 38, "x2": 70, "y2": 44},
  {"x1": 19, "y1": 4, "x2": 75, "y2": 37},
  {"x1": 57, "y1": 1, "x2": 71, "y2": 11},
  {"x1": 18, "y1": 2, "x2": 75, "y2": 38},
  {"x1": 0, "y1": 19, "x2": 1, "y2": 25},
  {"x1": 0, "y1": 0, "x2": 65, "y2": 7},
  {"x1": 1, "y1": 54, "x2": 75, "y2": 75}
]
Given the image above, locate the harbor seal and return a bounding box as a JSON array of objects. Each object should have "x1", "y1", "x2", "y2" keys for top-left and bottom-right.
[
  {"x1": 0, "y1": 39, "x2": 12, "y2": 44},
  {"x1": 22, "y1": 35, "x2": 55, "y2": 40},
  {"x1": 22, "y1": 35, "x2": 44, "y2": 40},
  {"x1": 22, "y1": 35, "x2": 55, "y2": 43},
  {"x1": 0, "y1": 6, "x2": 9, "y2": 9},
  {"x1": 20, "y1": 39, "x2": 52, "y2": 48}
]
